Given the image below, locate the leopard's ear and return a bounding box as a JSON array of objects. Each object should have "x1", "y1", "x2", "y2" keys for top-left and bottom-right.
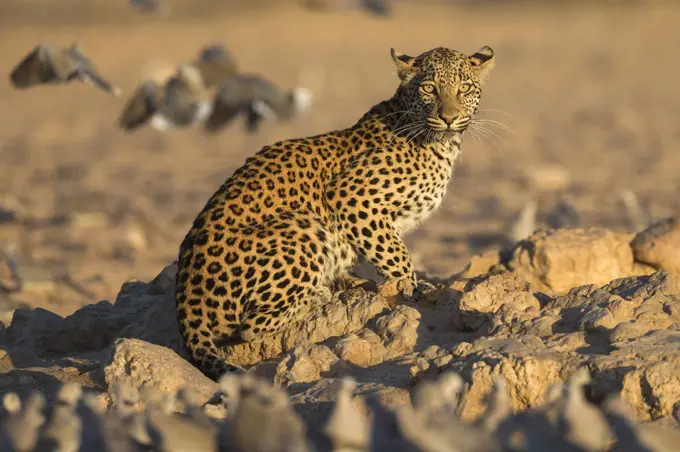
[
  {"x1": 390, "y1": 48, "x2": 416, "y2": 83},
  {"x1": 469, "y1": 46, "x2": 495, "y2": 85}
]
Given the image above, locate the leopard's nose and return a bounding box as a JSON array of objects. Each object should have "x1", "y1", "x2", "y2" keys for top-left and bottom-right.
[{"x1": 439, "y1": 114, "x2": 457, "y2": 126}]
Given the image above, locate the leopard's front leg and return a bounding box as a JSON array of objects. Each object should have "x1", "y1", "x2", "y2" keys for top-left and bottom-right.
[{"x1": 332, "y1": 211, "x2": 420, "y2": 304}]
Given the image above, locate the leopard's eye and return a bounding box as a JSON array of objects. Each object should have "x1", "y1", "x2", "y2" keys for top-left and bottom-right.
[
  {"x1": 458, "y1": 83, "x2": 472, "y2": 94},
  {"x1": 420, "y1": 84, "x2": 436, "y2": 94}
]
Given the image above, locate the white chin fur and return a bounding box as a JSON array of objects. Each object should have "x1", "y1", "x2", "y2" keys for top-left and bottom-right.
[
  {"x1": 150, "y1": 114, "x2": 174, "y2": 131},
  {"x1": 291, "y1": 87, "x2": 313, "y2": 114}
]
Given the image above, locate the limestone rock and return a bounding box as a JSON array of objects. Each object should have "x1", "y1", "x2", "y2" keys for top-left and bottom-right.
[
  {"x1": 5, "y1": 307, "x2": 64, "y2": 352},
  {"x1": 113, "y1": 268, "x2": 186, "y2": 355},
  {"x1": 332, "y1": 329, "x2": 387, "y2": 367},
  {"x1": 0, "y1": 363, "x2": 678, "y2": 451},
  {"x1": 103, "y1": 338, "x2": 218, "y2": 406},
  {"x1": 41, "y1": 301, "x2": 125, "y2": 354},
  {"x1": 148, "y1": 261, "x2": 178, "y2": 296},
  {"x1": 322, "y1": 377, "x2": 370, "y2": 451},
  {"x1": 507, "y1": 227, "x2": 649, "y2": 294},
  {"x1": 274, "y1": 343, "x2": 347, "y2": 387},
  {"x1": 373, "y1": 305, "x2": 420, "y2": 357},
  {"x1": 458, "y1": 272, "x2": 541, "y2": 330},
  {"x1": 290, "y1": 377, "x2": 411, "y2": 427},
  {"x1": 631, "y1": 216, "x2": 680, "y2": 276},
  {"x1": 219, "y1": 374, "x2": 311, "y2": 452},
  {"x1": 603, "y1": 395, "x2": 680, "y2": 452},
  {"x1": 412, "y1": 271, "x2": 680, "y2": 423},
  {"x1": 454, "y1": 248, "x2": 504, "y2": 280},
  {"x1": 621, "y1": 362, "x2": 680, "y2": 421},
  {"x1": 222, "y1": 288, "x2": 390, "y2": 366},
  {"x1": 547, "y1": 271, "x2": 680, "y2": 334},
  {"x1": 2, "y1": 228, "x2": 680, "y2": 449},
  {"x1": 2, "y1": 391, "x2": 46, "y2": 451}
]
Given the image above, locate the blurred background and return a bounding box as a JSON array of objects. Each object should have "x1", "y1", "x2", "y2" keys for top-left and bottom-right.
[{"x1": 0, "y1": 0, "x2": 678, "y2": 317}]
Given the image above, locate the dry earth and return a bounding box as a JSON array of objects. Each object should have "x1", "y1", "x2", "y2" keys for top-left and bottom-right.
[
  {"x1": 0, "y1": 0, "x2": 679, "y2": 314},
  {"x1": 0, "y1": 1, "x2": 680, "y2": 450}
]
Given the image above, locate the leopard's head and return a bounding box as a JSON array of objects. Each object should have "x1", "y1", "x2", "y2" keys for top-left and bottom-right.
[{"x1": 391, "y1": 46, "x2": 495, "y2": 137}]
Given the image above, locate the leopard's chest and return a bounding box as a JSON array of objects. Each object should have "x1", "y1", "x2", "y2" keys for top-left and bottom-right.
[{"x1": 392, "y1": 145, "x2": 458, "y2": 235}]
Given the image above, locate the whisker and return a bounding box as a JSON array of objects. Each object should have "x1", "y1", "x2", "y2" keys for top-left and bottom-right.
[
  {"x1": 421, "y1": 128, "x2": 432, "y2": 146},
  {"x1": 471, "y1": 129, "x2": 488, "y2": 149},
  {"x1": 393, "y1": 120, "x2": 426, "y2": 133},
  {"x1": 476, "y1": 108, "x2": 511, "y2": 117},
  {"x1": 426, "y1": 129, "x2": 435, "y2": 144},
  {"x1": 378, "y1": 109, "x2": 414, "y2": 121},
  {"x1": 466, "y1": 128, "x2": 481, "y2": 147},
  {"x1": 470, "y1": 118, "x2": 517, "y2": 135},
  {"x1": 391, "y1": 108, "x2": 417, "y2": 129},
  {"x1": 389, "y1": 121, "x2": 428, "y2": 145},
  {"x1": 403, "y1": 125, "x2": 425, "y2": 140},
  {"x1": 467, "y1": 124, "x2": 503, "y2": 151},
  {"x1": 470, "y1": 124, "x2": 509, "y2": 145},
  {"x1": 390, "y1": 127, "x2": 425, "y2": 145},
  {"x1": 406, "y1": 127, "x2": 428, "y2": 146},
  {"x1": 472, "y1": 133, "x2": 501, "y2": 151},
  {"x1": 380, "y1": 109, "x2": 411, "y2": 117},
  {"x1": 474, "y1": 134, "x2": 502, "y2": 151},
  {"x1": 400, "y1": 124, "x2": 421, "y2": 140}
]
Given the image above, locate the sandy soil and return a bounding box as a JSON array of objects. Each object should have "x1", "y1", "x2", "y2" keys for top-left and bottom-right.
[{"x1": 0, "y1": 0, "x2": 678, "y2": 316}]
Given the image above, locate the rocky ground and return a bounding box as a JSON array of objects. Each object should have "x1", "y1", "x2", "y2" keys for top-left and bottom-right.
[
  {"x1": 0, "y1": 1, "x2": 679, "y2": 450},
  {"x1": 0, "y1": 218, "x2": 679, "y2": 450}
]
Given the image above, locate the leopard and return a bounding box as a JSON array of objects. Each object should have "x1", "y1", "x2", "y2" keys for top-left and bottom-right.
[{"x1": 175, "y1": 45, "x2": 496, "y2": 380}]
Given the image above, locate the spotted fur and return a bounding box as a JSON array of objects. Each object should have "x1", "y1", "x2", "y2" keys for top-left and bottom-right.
[{"x1": 175, "y1": 46, "x2": 496, "y2": 379}]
